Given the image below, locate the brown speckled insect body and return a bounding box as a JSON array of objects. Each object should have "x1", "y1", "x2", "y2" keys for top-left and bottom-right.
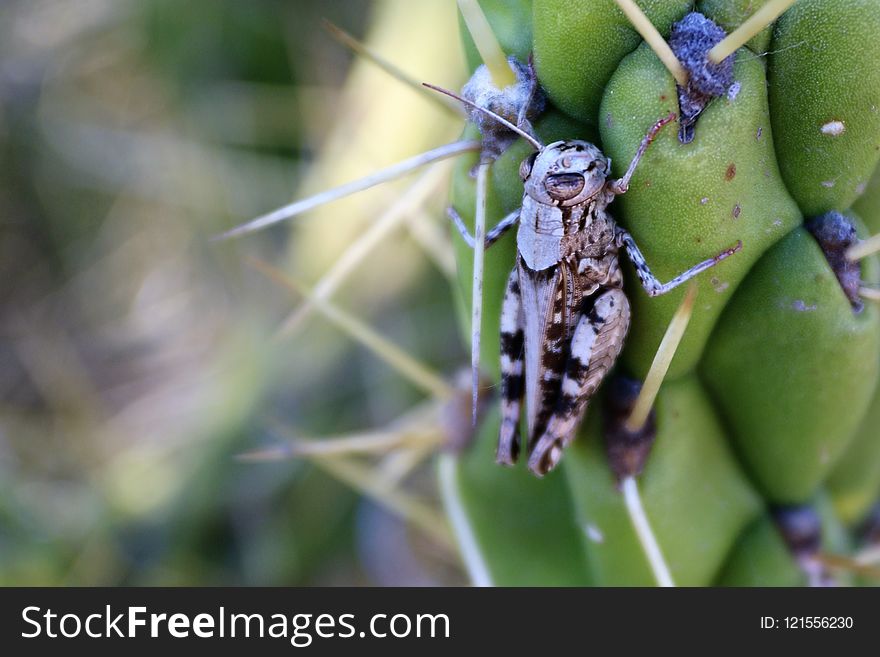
[{"x1": 449, "y1": 110, "x2": 741, "y2": 476}]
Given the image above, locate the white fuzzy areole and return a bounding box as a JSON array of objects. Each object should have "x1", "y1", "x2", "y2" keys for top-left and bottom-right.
[{"x1": 820, "y1": 120, "x2": 846, "y2": 137}]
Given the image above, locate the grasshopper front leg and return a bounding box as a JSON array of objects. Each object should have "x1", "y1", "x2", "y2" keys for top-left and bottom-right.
[
  {"x1": 607, "y1": 113, "x2": 677, "y2": 196},
  {"x1": 447, "y1": 207, "x2": 520, "y2": 249},
  {"x1": 616, "y1": 228, "x2": 742, "y2": 297},
  {"x1": 450, "y1": 204, "x2": 522, "y2": 424}
]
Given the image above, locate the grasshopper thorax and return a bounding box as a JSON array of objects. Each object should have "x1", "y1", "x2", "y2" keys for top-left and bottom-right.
[{"x1": 520, "y1": 140, "x2": 610, "y2": 207}]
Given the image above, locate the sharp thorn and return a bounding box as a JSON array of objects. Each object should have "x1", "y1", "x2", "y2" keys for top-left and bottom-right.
[
  {"x1": 624, "y1": 283, "x2": 697, "y2": 433},
  {"x1": 213, "y1": 140, "x2": 479, "y2": 240}
]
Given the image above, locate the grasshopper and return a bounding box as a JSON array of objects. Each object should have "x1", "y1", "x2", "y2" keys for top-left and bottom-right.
[{"x1": 436, "y1": 88, "x2": 742, "y2": 477}]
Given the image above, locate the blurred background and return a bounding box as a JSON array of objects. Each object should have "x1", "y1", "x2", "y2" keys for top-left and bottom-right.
[{"x1": 0, "y1": 0, "x2": 473, "y2": 585}]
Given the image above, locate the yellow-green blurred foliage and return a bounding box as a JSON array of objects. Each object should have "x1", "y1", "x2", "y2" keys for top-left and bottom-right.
[{"x1": 0, "y1": 0, "x2": 467, "y2": 585}]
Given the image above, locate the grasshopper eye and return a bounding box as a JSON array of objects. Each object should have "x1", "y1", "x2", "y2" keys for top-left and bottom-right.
[
  {"x1": 519, "y1": 152, "x2": 539, "y2": 181},
  {"x1": 545, "y1": 173, "x2": 585, "y2": 201}
]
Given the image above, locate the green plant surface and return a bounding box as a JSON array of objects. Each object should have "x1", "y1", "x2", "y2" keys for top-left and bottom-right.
[
  {"x1": 768, "y1": 0, "x2": 880, "y2": 216},
  {"x1": 717, "y1": 492, "x2": 854, "y2": 586},
  {"x1": 566, "y1": 377, "x2": 762, "y2": 586},
  {"x1": 697, "y1": 0, "x2": 773, "y2": 53},
  {"x1": 827, "y1": 391, "x2": 880, "y2": 526},
  {"x1": 460, "y1": 0, "x2": 535, "y2": 73},
  {"x1": 533, "y1": 0, "x2": 690, "y2": 125},
  {"x1": 832, "y1": 167, "x2": 880, "y2": 526},
  {"x1": 702, "y1": 225, "x2": 880, "y2": 503},
  {"x1": 601, "y1": 42, "x2": 801, "y2": 379},
  {"x1": 715, "y1": 516, "x2": 806, "y2": 586},
  {"x1": 443, "y1": 1, "x2": 880, "y2": 586},
  {"x1": 441, "y1": 407, "x2": 592, "y2": 586},
  {"x1": 853, "y1": 163, "x2": 880, "y2": 232}
]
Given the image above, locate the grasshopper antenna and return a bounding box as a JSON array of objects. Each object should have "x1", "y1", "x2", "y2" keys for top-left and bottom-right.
[{"x1": 422, "y1": 83, "x2": 544, "y2": 151}]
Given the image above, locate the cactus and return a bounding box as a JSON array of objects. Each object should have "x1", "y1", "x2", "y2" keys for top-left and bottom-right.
[{"x1": 442, "y1": 0, "x2": 880, "y2": 586}]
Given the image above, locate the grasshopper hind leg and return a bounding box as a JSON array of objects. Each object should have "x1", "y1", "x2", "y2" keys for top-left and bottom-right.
[
  {"x1": 528, "y1": 288, "x2": 631, "y2": 476},
  {"x1": 496, "y1": 268, "x2": 525, "y2": 465}
]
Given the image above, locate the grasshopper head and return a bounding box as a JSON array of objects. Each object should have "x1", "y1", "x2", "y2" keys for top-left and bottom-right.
[{"x1": 520, "y1": 141, "x2": 609, "y2": 207}]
